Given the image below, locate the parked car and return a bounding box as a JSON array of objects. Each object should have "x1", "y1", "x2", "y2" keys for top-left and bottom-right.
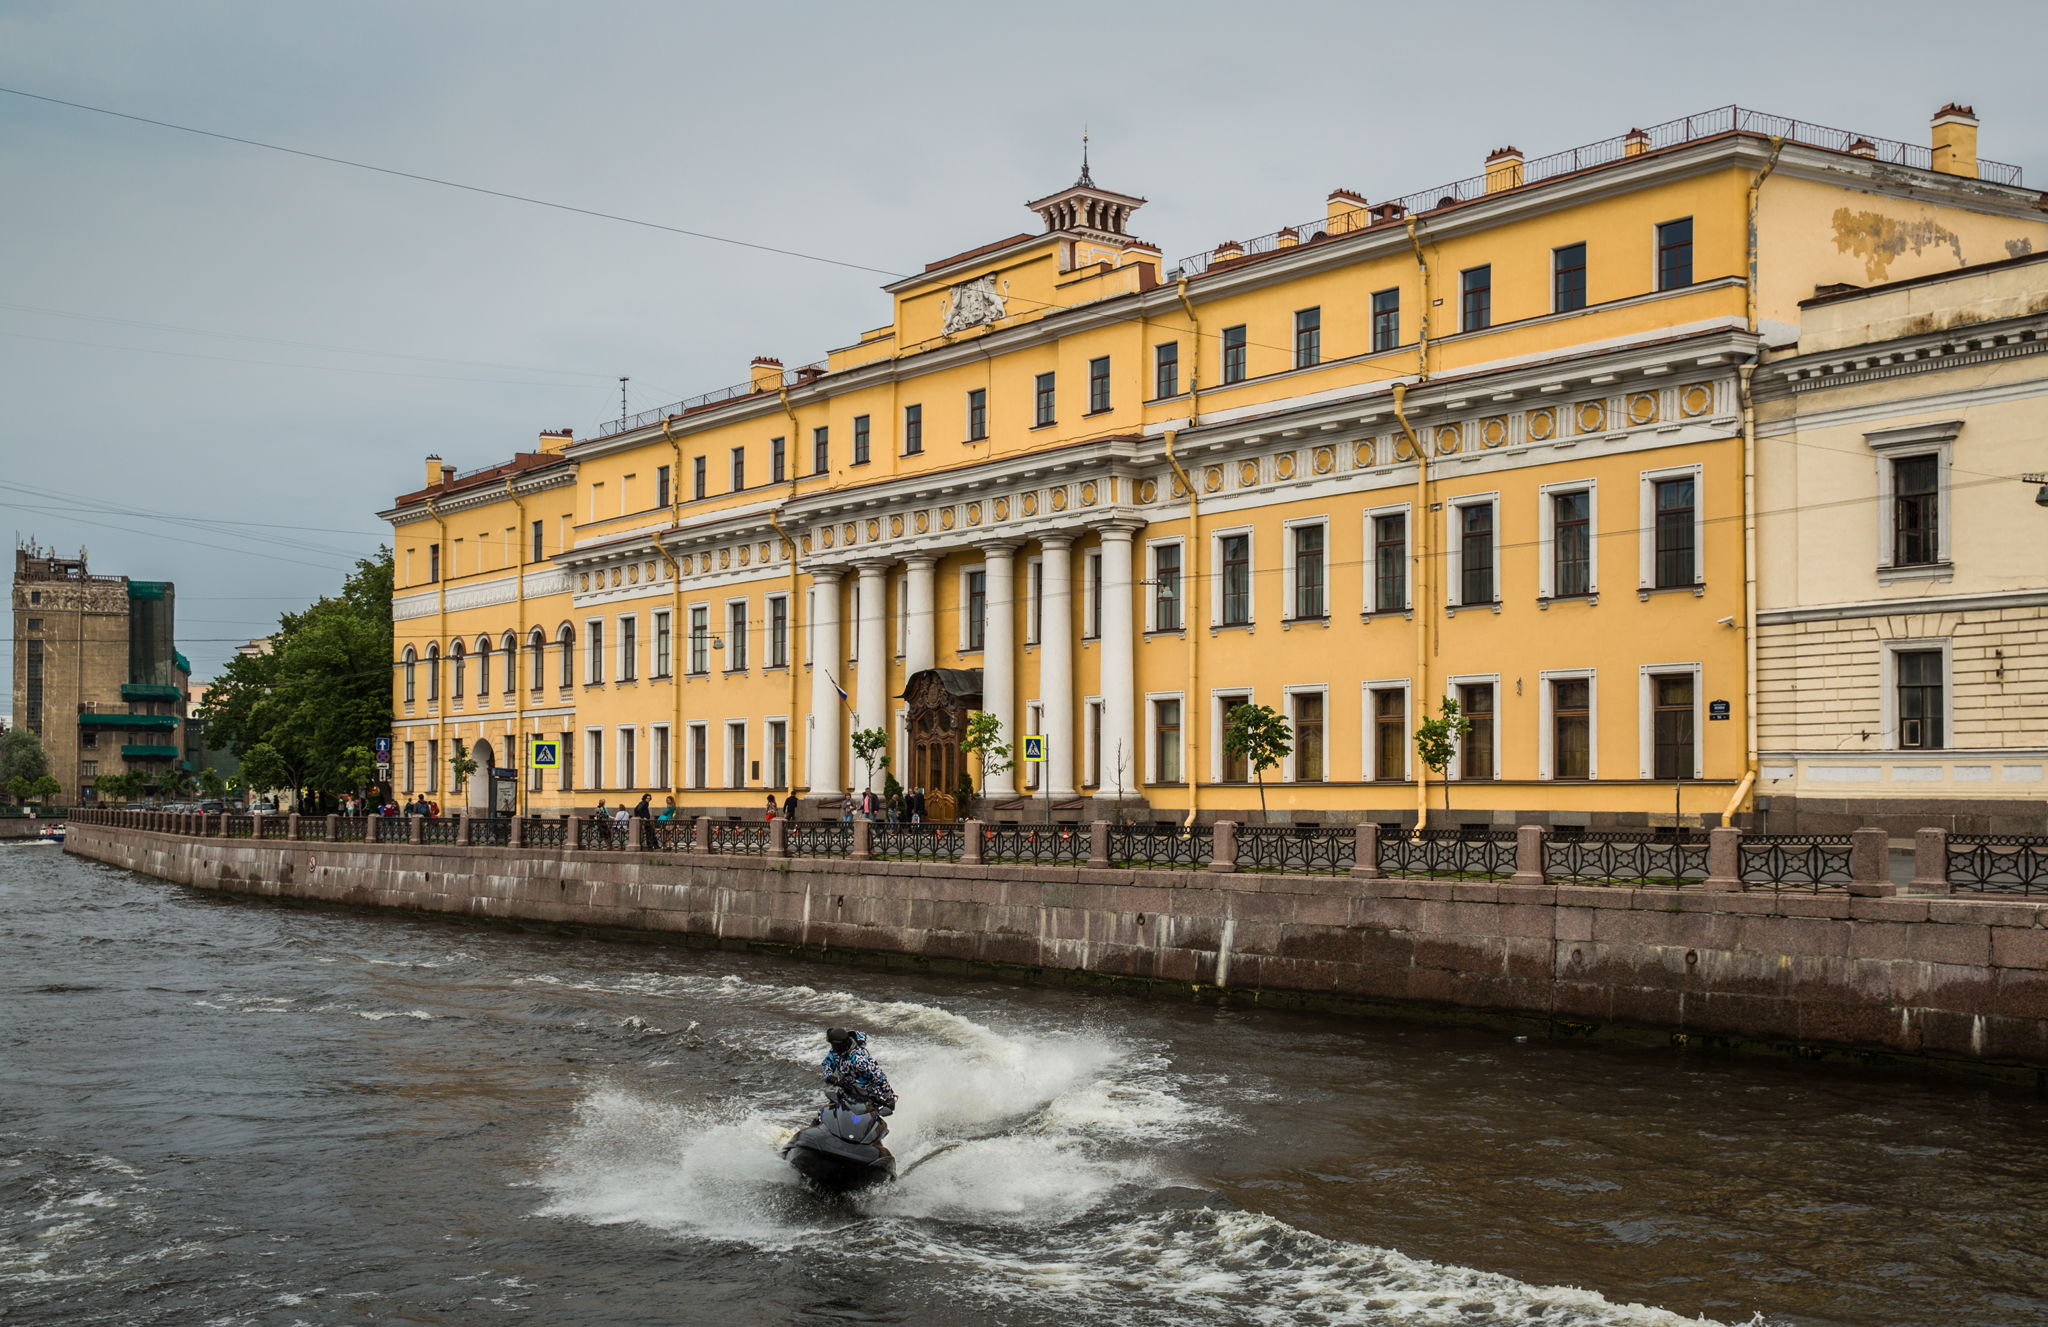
[
  {"x1": 200, "y1": 800, "x2": 226, "y2": 813},
  {"x1": 249, "y1": 800, "x2": 279, "y2": 815}
]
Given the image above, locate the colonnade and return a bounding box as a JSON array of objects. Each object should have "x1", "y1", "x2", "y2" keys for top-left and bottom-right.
[{"x1": 805, "y1": 524, "x2": 1139, "y2": 802}]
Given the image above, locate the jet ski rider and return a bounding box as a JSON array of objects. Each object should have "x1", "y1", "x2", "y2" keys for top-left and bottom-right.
[{"x1": 821, "y1": 1027, "x2": 897, "y2": 1114}]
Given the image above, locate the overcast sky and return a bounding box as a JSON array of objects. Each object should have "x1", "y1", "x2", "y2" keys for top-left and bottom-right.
[{"x1": 5, "y1": 0, "x2": 2046, "y2": 714}]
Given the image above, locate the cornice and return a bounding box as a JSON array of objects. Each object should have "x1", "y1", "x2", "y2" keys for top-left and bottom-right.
[
  {"x1": 380, "y1": 466, "x2": 575, "y2": 526},
  {"x1": 1760, "y1": 587, "x2": 2048, "y2": 625},
  {"x1": 1752, "y1": 312, "x2": 2048, "y2": 401}
]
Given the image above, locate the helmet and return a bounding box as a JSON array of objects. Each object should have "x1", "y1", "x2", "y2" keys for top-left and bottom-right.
[{"x1": 825, "y1": 1026, "x2": 854, "y2": 1051}]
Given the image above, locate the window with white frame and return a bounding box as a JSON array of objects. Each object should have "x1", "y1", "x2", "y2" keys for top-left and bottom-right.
[
  {"x1": 1148, "y1": 694, "x2": 1184, "y2": 784},
  {"x1": 961, "y1": 566, "x2": 987, "y2": 651},
  {"x1": 1866, "y1": 420, "x2": 1957, "y2": 576},
  {"x1": 652, "y1": 724, "x2": 671, "y2": 788},
  {"x1": 1539, "y1": 669, "x2": 1597, "y2": 780},
  {"x1": 1025, "y1": 558, "x2": 1042, "y2": 645},
  {"x1": 1083, "y1": 697, "x2": 1104, "y2": 788},
  {"x1": 1212, "y1": 691, "x2": 1252, "y2": 782},
  {"x1": 687, "y1": 722, "x2": 709, "y2": 789},
  {"x1": 1638, "y1": 465, "x2": 1703, "y2": 590},
  {"x1": 584, "y1": 728, "x2": 603, "y2": 791},
  {"x1": 653, "y1": 611, "x2": 672, "y2": 678},
  {"x1": 1083, "y1": 551, "x2": 1103, "y2": 639},
  {"x1": 1638, "y1": 664, "x2": 1702, "y2": 779},
  {"x1": 804, "y1": 588, "x2": 815, "y2": 665},
  {"x1": 1444, "y1": 495, "x2": 1499, "y2": 608},
  {"x1": 726, "y1": 600, "x2": 749, "y2": 671},
  {"x1": 1286, "y1": 686, "x2": 1327, "y2": 782},
  {"x1": 848, "y1": 583, "x2": 860, "y2": 663},
  {"x1": 1214, "y1": 530, "x2": 1253, "y2": 626},
  {"x1": 618, "y1": 725, "x2": 637, "y2": 789},
  {"x1": 688, "y1": 605, "x2": 710, "y2": 675},
  {"x1": 768, "y1": 594, "x2": 790, "y2": 668},
  {"x1": 1364, "y1": 506, "x2": 1410, "y2": 613},
  {"x1": 727, "y1": 720, "x2": 749, "y2": 787},
  {"x1": 767, "y1": 718, "x2": 789, "y2": 788},
  {"x1": 617, "y1": 614, "x2": 638, "y2": 682},
  {"x1": 1883, "y1": 640, "x2": 1951, "y2": 751},
  {"x1": 1447, "y1": 676, "x2": 1499, "y2": 780},
  {"x1": 1149, "y1": 539, "x2": 1183, "y2": 631},
  {"x1": 1023, "y1": 701, "x2": 1043, "y2": 790},
  {"x1": 1363, "y1": 681, "x2": 1410, "y2": 781},
  {"x1": 894, "y1": 573, "x2": 908, "y2": 657},
  {"x1": 1538, "y1": 480, "x2": 1597, "y2": 599},
  {"x1": 584, "y1": 619, "x2": 604, "y2": 685},
  {"x1": 1284, "y1": 520, "x2": 1328, "y2": 620}
]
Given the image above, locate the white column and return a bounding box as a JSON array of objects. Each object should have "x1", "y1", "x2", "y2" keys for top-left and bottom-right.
[
  {"x1": 904, "y1": 554, "x2": 937, "y2": 677},
  {"x1": 855, "y1": 560, "x2": 889, "y2": 789},
  {"x1": 980, "y1": 541, "x2": 1020, "y2": 800},
  {"x1": 1040, "y1": 535, "x2": 1076, "y2": 799},
  {"x1": 1098, "y1": 524, "x2": 1138, "y2": 802},
  {"x1": 808, "y1": 567, "x2": 845, "y2": 797}
]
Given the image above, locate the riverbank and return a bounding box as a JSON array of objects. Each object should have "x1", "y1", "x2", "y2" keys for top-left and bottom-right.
[{"x1": 65, "y1": 820, "x2": 2048, "y2": 1084}]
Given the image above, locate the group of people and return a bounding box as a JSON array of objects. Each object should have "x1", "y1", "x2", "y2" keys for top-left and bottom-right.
[{"x1": 832, "y1": 786, "x2": 932, "y2": 825}]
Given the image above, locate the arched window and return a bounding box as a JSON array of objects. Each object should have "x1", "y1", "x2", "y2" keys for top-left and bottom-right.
[
  {"x1": 529, "y1": 629, "x2": 547, "y2": 694},
  {"x1": 450, "y1": 640, "x2": 466, "y2": 700},
  {"x1": 501, "y1": 632, "x2": 518, "y2": 694},
  {"x1": 557, "y1": 624, "x2": 575, "y2": 689},
  {"x1": 475, "y1": 636, "x2": 492, "y2": 697},
  {"x1": 402, "y1": 647, "x2": 417, "y2": 705}
]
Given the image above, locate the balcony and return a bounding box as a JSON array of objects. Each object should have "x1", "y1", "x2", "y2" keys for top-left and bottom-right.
[
  {"x1": 121, "y1": 683, "x2": 181, "y2": 702},
  {"x1": 121, "y1": 744, "x2": 180, "y2": 759},
  {"x1": 79, "y1": 713, "x2": 178, "y2": 730}
]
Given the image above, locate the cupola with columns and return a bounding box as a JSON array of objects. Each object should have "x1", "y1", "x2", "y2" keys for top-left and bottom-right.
[{"x1": 1024, "y1": 137, "x2": 1152, "y2": 273}]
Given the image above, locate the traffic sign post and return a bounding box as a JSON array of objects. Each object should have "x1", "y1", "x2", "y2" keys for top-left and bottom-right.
[
  {"x1": 1022, "y1": 734, "x2": 1048, "y2": 823},
  {"x1": 526, "y1": 738, "x2": 562, "y2": 824}
]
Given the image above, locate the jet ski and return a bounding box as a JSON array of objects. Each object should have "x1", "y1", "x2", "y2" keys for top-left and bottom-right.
[{"x1": 782, "y1": 1086, "x2": 896, "y2": 1192}]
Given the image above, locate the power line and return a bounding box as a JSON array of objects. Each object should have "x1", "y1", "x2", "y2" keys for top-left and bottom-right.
[{"x1": 0, "y1": 328, "x2": 603, "y2": 388}]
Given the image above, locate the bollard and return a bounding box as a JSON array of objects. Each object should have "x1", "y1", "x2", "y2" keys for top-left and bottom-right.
[
  {"x1": 851, "y1": 818, "x2": 873, "y2": 861},
  {"x1": 1208, "y1": 820, "x2": 1239, "y2": 873},
  {"x1": 1350, "y1": 823, "x2": 1383, "y2": 879},
  {"x1": 566, "y1": 815, "x2": 585, "y2": 851},
  {"x1": 1703, "y1": 825, "x2": 1743, "y2": 891},
  {"x1": 408, "y1": 814, "x2": 424, "y2": 845},
  {"x1": 455, "y1": 812, "x2": 472, "y2": 847},
  {"x1": 215, "y1": 811, "x2": 230, "y2": 838},
  {"x1": 286, "y1": 813, "x2": 302, "y2": 842},
  {"x1": 1848, "y1": 826, "x2": 1897, "y2": 897},
  {"x1": 1912, "y1": 828, "x2": 1951, "y2": 893},
  {"x1": 1510, "y1": 824, "x2": 1547, "y2": 887},
  {"x1": 693, "y1": 816, "x2": 712, "y2": 853},
  {"x1": 961, "y1": 820, "x2": 984, "y2": 866},
  {"x1": 365, "y1": 814, "x2": 381, "y2": 845},
  {"x1": 252, "y1": 813, "x2": 268, "y2": 841},
  {"x1": 509, "y1": 815, "x2": 526, "y2": 849},
  {"x1": 1086, "y1": 820, "x2": 1111, "y2": 870},
  {"x1": 767, "y1": 817, "x2": 788, "y2": 858},
  {"x1": 323, "y1": 813, "x2": 338, "y2": 843}
]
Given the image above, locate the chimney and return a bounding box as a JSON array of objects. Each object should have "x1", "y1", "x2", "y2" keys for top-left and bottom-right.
[
  {"x1": 1327, "y1": 188, "x2": 1367, "y2": 233},
  {"x1": 425, "y1": 454, "x2": 445, "y2": 487},
  {"x1": 1212, "y1": 239, "x2": 1245, "y2": 263},
  {"x1": 538, "y1": 428, "x2": 574, "y2": 454},
  {"x1": 1484, "y1": 146, "x2": 1524, "y2": 194},
  {"x1": 1931, "y1": 103, "x2": 1978, "y2": 178},
  {"x1": 749, "y1": 356, "x2": 784, "y2": 393},
  {"x1": 1622, "y1": 127, "x2": 1650, "y2": 158},
  {"x1": 1275, "y1": 226, "x2": 1300, "y2": 250},
  {"x1": 1846, "y1": 138, "x2": 1877, "y2": 160},
  {"x1": 1370, "y1": 201, "x2": 1407, "y2": 225}
]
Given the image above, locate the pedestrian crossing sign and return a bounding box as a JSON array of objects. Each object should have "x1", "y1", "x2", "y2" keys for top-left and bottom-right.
[
  {"x1": 1022, "y1": 734, "x2": 1046, "y2": 763},
  {"x1": 529, "y1": 738, "x2": 560, "y2": 769}
]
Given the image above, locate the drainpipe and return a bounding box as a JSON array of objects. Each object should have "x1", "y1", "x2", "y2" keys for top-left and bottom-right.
[
  {"x1": 1401, "y1": 216, "x2": 1434, "y2": 829},
  {"x1": 659, "y1": 416, "x2": 687, "y2": 797},
  {"x1": 775, "y1": 383, "x2": 806, "y2": 796},
  {"x1": 1168, "y1": 278, "x2": 1206, "y2": 829},
  {"x1": 426, "y1": 495, "x2": 448, "y2": 807},
  {"x1": 1724, "y1": 136, "x2": 1785, "y2": 828},
  {"x1": 505, "y1": 477, "x2": 527, "y2": 819}
]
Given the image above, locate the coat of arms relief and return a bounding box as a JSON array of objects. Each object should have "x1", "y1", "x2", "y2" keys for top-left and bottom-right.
[{"x1": 942, "y1": 275, "x2": 1007, "y2": 334}]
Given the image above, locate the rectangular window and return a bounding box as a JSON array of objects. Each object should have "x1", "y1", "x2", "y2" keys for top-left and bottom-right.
[
  {"x1": 1373, "y1": 512, "x2": 1407, "y2": 612},
  {"x1": 812, "y1": 426, "x2": 829, "y2": 475},
  {"x1": 1153, "y1": 699, "x2": 1182, "y2": 783},
  {"x1": 771, "y1": 436, "x2": 786, "y2": 483},
  {"x1": 729, "y1": 723, "x2": 747, "y2": 789},
  {"x1": 559, "y1": 730, "x2": 573, "y2": 792},
  {"x1": 1553, "y1": 242, "x2": 1587, "y2": 313},
  {"x1": 1459, "y1": 683, "x2": 1495, "y2": 780},
  {"x1": 1220, "y1": 534, "x2": 1251, "y2": 625},
  {"x1": 427, "y1": 738, "x2": 441, "y2": 793},
  {"x1": 1088, "y1": 356, "x2": 1111, "y2": 413},
  {"x1": 1085, "y1": 551, "x2": 1103, "y2": 639},
  {"x1": 731, "y1": 446, "x2": 746, "y2": 491},
  {"x1": 727, "y1": 601, "x2": 749, "y2": 670},
  {"x1": 428, "y1": 543, "x2": 440, "y2": 583},
  {"x1": 1026, "y1": 560, "x2": 1043, "y2": 644},
  {"x1": 965, "y1": 570, "x2": 987, "y2": 651},
  {"x1": 1294, "y1": 307, "x2": 1321, "y2": 369},
  {"x1": 656, "y1": 464, "x2": 671, "y2": 508},
  {"x1": 966, "y1": 389, "x2": 987, "y2": 441},
  {"x1": 587, "y1": 620, "x2": 604, "y2": 685},
  {"x1": 654, "y1": 725, "x2": 671, "y2": 789},
  {"x1": 693, "y1": 456, "x2": 707, "y2": 500},
  {"x1": 1460, "y1": 503, "x2": 1496, "y2": 605},
  {"x1": 768, "y1": 595, "x2": 789, "y2": 667},
  {"x1": 1293, "y1": 692, "x2": 1325, "y2": 782},
  {"x1": 1652, "y1": 673, "x2": 1696, "y2": 777},
  {"x1": 690, "y1": 724, "x2": 708, "y2": 789},
  {"x1": 1085, "y1": 698, "x2": 1104, "y2": 788},
  {"x1": 1654, "y1": 477, "x2": 1696, "y2": 587},
  {"x1": 1373, "y1": 688, "x2": 1406, "y2": 781},
  {"x1": 1552, "y1": 678, "x2": 1590, "y2": 779},
  {"x1": 621, "y1": 727, "x2": 637, "y2": 791},
  {"x1": 1657, "y1": 217, "x2": 1694, "y2": 290},
  {"x1": 689, "y1": 606, "x2": 709, "y2": 675},
  {"x1": 531, "y1": 519, "x2": 544, "y2": 563},
  {"x1": 1034, "y1": 372, "x2": 1056, "y2": 427},
  {"x1": 1553, "y1": 490, "x2": 1591, "y2": 597},
  {"x1": 1896, "y1": 650, "x2": 1945, "y2": 750},
  {"x1": 619, "y1": 616, "x2": 637, "y2": 682},
  {"x1": 1893, "y1": 456, "x2": 1940, "y2": 567},
  {"x1": 1292, "y1": 523, "x2": 1326, "y2": 619},
  {"x1": 1219, "y1": 696, "x2": 1251, "y2": 781},
  {"x1": 903, "y1": 404, "x2": 923, "y2": 455},
  {"x1": 1461, "y1": 265, "x2": 1492, "y2": 332},
  {"x1": 1153, "y1": 543, "x2": 1182, "y2": 631},
  {"x1": 1221, "y1": 326, "x2": 1247, "y2": 383},
  {"x1": 1154, "y1": 342, "x2": 1179, "y2": 398},
  {"x1": 583, "y1": 731, "x2": 602, "y2": 791},
  {"x1": 1371, "y1": 288, "x2": 1400, "y2": 352},
  {"x1": 769, "y1": 720, "x2": 789, "y2": 788},
  {"x1": 654, "y1": 611, "x2": 672, "y2": 678},
  {"x1": 404, "y1": 741, "x2": 416, "y2": 793},
  {"x1": 1023, "y1": 702, "x2": 1043, "y2": 791},
  {"x1": 852, "y1": 415, "x2": 870, "y2": 465}
]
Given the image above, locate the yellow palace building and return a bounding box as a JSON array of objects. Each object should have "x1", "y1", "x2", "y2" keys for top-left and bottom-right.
[{"x1": 381, "y1": 104, "x2": 2044, "y2": 827}]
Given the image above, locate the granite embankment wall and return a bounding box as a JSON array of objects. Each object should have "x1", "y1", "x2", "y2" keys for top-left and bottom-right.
[{"x1": 66, "y1": 822, "x2": 2048, "y2": 1078}]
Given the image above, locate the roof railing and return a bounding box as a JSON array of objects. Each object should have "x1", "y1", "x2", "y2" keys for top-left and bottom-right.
[
  {"x1": 1173, "y1": 105, "x2": 2025, "y2": 276},
  {"x1": 591, "y1": 360, "x2": 829, "y2": 440}
]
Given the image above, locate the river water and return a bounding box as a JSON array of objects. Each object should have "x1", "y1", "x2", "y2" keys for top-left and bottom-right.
[{"x1": 3, "y1": 847, "x2": 2045, "y2": 1326}]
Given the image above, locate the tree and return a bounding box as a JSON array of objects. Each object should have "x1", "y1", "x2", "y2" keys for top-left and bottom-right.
[
  {"x1": 156, "y1": 767, "x2": 196, "y2": 802},
  {"x1": 196, "y1": 766, "x2": 225, "y2": 800},
  {"x1": 339, "y1": 745, "x2": 374, "y2": 797},
  {"x1": 1413, "y1": 695, "x2": 1473, "y2": 828},
  {"x1": 1223, "y1": 702, "x2": 1293, "y2": 822},
  {"x1": 198, "y1": 550, "x2": 394, "y2": 805},
  {"x1": 239, "y1": 743, "x2": 288, "y2": 802},
  {"x1": 0, "y1": 727, "x2": 51, "y2": 804},
  {"x1": 849, "y1": 727, "x2": 889, "y2": 795},
  {"x1": 94, "y1": 771, "x2": 136, "y2": 804},
  {"x1": 449, "y1": 739, "x2": 478, "y2": 795},
  {"x1": 29, "y1": 774, "x2": 61, "y2": 804},
  {"x1": 959, "y1": 712, "x2": 1012, "y2": 817}
]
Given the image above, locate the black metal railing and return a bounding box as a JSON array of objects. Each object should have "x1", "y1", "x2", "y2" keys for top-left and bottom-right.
[
  {"x1": 983, "y1": 823, "x2": 1088, "y2": 865},
  {"x1": 332, "y1": 816, "x2": 367, "y2": 842},
  {"x1": 470, "y1": 819, "x2": 511, "y2": 848},
  {"x1": 710, "y1": 821, "x2": 772, "y2": 855},
  {"x1": 646, "y1": 820, "x2": 692, "y2": 850},
  {"x1": 788, "y1": 823, "x2": 854, "y2": 858},
  {"x1": 419, "y1": 817, "x2": 459, "y2": 846},
  {"x1": 580, "y1": 818, "x2": 631, "y2": 851},
  {"x1": 1237, "y1": 825, "x2": 1355, "y2": 874},
  {"x1": 873, "y1": 821, "x2": 967, "y2": 861},
  {"x1": 1947, "y1": 835, "x2": 2048, "y2": 895},
  {"x1": 1377, "y1": 827, "x2": 1518, "y2": 879},
  {"x1": 1109, "y1": 823, "x2": 1212, "y2": 869},
  {"x1": 225, "y1": 815, "x2": 254, "y2": 839},
  {"x1": 1544, "y1": 830, "x2": 1710, "y2": 887},
  {"x1": 1738, "y1": 834, "x2": 1854, "y2": 891},
  {"x1": 592, "y1": 361, "x2": 829, "y2": 439},
  {"x1": 258, "y1": 817, "x2": 289, "y2": 840},
  {"x1": 524, "y1": 818, "x2": 568, "y2": 848}
]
